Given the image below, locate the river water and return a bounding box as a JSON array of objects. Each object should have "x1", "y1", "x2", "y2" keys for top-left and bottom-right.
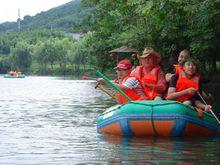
[{"x1": 0, "y1": 76, "x2": 219, "y2": 164}]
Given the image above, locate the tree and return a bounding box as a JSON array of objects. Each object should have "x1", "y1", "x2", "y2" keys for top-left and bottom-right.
[
  {"x1": 81, "y1": 0, "x2": 220, "y2": 72},
  {"x1": 9, "y1": 41, "x2": 32, "y2": 72},
  {"x1": 54, "y1": 38, "x2": 72, "y2": 68}
]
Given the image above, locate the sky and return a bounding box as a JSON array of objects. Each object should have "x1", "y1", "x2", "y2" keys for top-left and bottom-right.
[{"x1": 0, "y1": 0, "x2": 72, "y2": 24}]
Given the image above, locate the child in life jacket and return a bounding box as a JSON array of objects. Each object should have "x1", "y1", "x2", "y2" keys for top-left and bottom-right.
[
  {"x1": 166, "y1": 49, "x2": 211, "y2": 100},
  {"x1": 166, "y1": 57, "x2": 212, "y2": 111},
  {"x1": 97, "y1": 59, "x2": 147, "y2": 104},
  {"x1": 131, "y1": 48, "x2": 167, "y2": 100}
]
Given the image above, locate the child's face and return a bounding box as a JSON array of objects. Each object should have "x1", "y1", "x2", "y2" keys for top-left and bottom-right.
[{"x1": 183, "y1": 61, "x2": 196, "y2": 76}]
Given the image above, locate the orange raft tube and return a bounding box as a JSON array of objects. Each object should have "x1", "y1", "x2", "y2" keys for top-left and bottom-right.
[{"x1": 97, "y1": 100, "x2": 219, "y2": 137}]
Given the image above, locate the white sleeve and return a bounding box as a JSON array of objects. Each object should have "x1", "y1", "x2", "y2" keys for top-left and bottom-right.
[{"x1": 122, "y1": 77, "x2": 140, "y2": 89}]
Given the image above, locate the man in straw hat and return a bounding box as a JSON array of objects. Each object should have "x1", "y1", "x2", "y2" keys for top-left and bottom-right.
[{"x1": 131, "y1": 48, "x2": 167, "y2": 100}]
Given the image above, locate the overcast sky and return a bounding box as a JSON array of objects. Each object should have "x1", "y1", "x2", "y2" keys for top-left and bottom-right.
[{"x1": 0, "y1": 0, "x2": 72, "y2": 23}]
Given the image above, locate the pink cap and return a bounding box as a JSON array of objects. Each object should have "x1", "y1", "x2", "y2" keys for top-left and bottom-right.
[{"x1": 114, "y1": 59, "x2": 132, "y2": 70}]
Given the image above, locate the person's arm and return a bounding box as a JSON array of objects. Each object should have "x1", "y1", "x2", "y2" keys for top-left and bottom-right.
[
  {"x1": 117, "y1": 77, "x2": 142, "y2": 90},
  {"x1": 167, "y1": 87, "x2": 196, "y2": 100},
  {"x1": 113, "y1": 82, "x2": 128, "y2": 90},
  {"x1": 165, "y1": 73, "x2": 174, "y2": 82},
  {"x1": 166, "y1": 75, "x2": 196, "y2": 100},
  {"x1": 97, "y1": 78, "x2": 121, "y2": 88},
  {"x1": 193, "y1": 80, "x2": 212, "y2": 101},
  {"x1": 110, "y1": 77, "x2": 135, "y2": 90},
  {"x1": 156, "y1": 69, "x2": 167, "y2": 92},
  {"x1": 165, "y1": 65, "x2": 175, "y2": 82},
  {"x1": 195, "y1": 100, "x2": 212, "y2": 111}
]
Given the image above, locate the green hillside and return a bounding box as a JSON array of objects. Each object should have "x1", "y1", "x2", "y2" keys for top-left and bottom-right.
[{"x1": 0, "y1": 0, "x2": 91, "y2": 33}]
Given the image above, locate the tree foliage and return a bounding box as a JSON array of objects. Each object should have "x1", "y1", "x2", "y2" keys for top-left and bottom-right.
[
  {"x1": 10, "y1": 41, "x2": 32, "y2": 72},
  {"x1": 0, "y1": 29, "x2": 78, "y2": 74},
  {"x1": 81, "y1": 0, "x2": 220, "y2": 71},
  {"x1": 0, "y1": 0, "x2": 219, "y2": 75}
]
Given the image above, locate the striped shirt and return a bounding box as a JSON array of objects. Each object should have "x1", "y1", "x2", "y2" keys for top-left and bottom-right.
[{"x1": 122, "y1": 77, "x2": 146, "y2": 96}]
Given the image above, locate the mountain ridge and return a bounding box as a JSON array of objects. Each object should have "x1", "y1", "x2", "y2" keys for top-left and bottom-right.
[{"x1": 0, "y1": 0, "x2": 90, "y2": 33}]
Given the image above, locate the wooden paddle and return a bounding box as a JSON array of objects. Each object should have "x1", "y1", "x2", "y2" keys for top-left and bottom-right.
[
  {"x1": 95, "y1": 82, "x2": 116, "y2": 99},
  {"x1": 96, "y1": 70, "x2": 132, "y2": 101}
]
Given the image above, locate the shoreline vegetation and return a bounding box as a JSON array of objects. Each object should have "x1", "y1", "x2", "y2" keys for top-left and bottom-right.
[{"x1": 0, "y1": 1, "x2": 219, "y2": 82}]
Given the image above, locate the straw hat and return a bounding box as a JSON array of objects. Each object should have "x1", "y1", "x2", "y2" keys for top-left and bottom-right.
[{"x1": 139, "y1": 48, "x2": 162, "y2": 64}]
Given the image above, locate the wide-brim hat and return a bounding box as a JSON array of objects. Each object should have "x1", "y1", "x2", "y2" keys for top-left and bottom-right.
[{"x1": 139, "y1": 48, "x2": 162, "y2": 64}]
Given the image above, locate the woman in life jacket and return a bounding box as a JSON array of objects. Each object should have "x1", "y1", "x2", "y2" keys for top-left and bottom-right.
[
  {"x1": 166, "y1": 57, "x2": 212, "y2": 111},
  {"x1": 97, "y1": 59, "x2": 147, "y2": 104},
  {"x1": 131, "y1": 48, "x2": 167, "y2": 100}
]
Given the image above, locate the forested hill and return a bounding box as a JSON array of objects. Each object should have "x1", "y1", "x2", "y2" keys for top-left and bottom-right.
[{"x1": 0, "y1": 0, "x2": 91, "y2": 33}]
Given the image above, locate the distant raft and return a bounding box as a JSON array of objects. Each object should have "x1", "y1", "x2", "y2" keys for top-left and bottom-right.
[
  {"x1": 97, "y1": 100, "x2": 219, "y2": 137},
  {"x1": 4, "y1": 74, "x2": 25, "y2": 78}
]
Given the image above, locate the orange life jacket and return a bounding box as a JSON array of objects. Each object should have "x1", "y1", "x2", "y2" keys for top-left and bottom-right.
[
  {"x1": 176, "y1": 69, "x2": 200, "y2": 102},
  {"x1": 173, "y1": 64, "x2": 182, "y2": 75},
  {"x1": 131, "y1": 65, "x2": 161, "y2": 100},
  {"x1": 116, "y1": 75, "x2": 146, "y2": 104}
]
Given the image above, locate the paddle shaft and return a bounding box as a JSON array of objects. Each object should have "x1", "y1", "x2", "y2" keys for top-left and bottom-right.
[
  {"x1": 197, "y1": 91, "x2": 220, "y2": 124},
  {"x1": 95, "y1": 83, "x2": 116, "y2": 99},
  {"x1": 96, "y1": 70, "x2": 132, "y2": 101}
]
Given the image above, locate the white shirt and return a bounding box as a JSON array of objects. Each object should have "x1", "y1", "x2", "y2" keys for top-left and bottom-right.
[{"x1": 122, "y1": 77, "x2": 145, "y2": 96}]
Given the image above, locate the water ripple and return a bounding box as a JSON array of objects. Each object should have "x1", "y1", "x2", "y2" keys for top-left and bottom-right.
[{"x1": 0, "y1": 76, "x2": 219, "y2": 164}]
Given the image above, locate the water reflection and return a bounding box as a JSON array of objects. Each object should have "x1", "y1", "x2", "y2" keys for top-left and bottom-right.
[
  {"x1": 0, "y1": 76, "x2": 113, "y2": 164},
  {"x1": 100, "y1": 135, "x2": 220, "y2": 164}
]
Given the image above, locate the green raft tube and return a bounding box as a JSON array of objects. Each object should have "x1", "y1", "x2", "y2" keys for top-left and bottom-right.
[{"x1": 4, "y1": 74, "x2": 25, "y2": 78}]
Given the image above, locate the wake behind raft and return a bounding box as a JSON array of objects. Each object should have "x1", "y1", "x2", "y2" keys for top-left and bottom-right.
[{"x1": 97, "y1": 100, "x2": 219, "y2": 137}]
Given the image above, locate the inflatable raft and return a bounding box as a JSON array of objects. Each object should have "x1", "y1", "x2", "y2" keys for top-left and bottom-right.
[
  {"x1": 4, "y1": 74, "x2": 25, "y2": 78},
  {"x1": 97, "y1": 100, "x2": 219, "y2": 137}
]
